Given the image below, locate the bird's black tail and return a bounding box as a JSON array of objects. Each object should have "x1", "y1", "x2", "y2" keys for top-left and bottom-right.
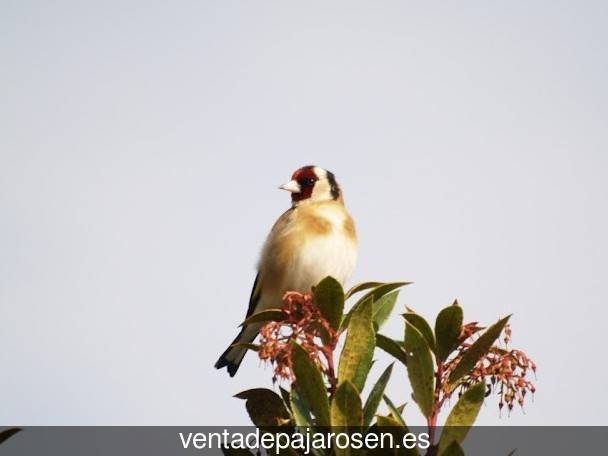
[
  {"x1": 214, "y1": 326, "x2": 254, "y2": 377},
  {"x1": 216, "y1": 274, "x2": 262, "y2": 376}
]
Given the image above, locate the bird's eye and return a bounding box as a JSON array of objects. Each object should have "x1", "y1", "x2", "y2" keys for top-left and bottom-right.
[{"x1": 300, "y1": 178, "x2": 316, "y2": 187}]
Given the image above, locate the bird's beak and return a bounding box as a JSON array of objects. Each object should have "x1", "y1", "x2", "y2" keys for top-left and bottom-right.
[{"x1": 279, "y1": 180, "x2": 301, "y2": 193}]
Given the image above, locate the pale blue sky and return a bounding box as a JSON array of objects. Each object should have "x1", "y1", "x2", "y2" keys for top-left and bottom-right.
[{"x1": 1, "y1": 1, "x2": 607, "y2": 425}]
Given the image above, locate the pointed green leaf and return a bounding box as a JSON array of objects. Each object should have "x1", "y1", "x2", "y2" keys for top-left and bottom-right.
[
  {"x1": 331, "y1": 381, "x2": 363, "y2": 428},
  {"x1": 240, "y1": 309, "x2": 284, "y2": 327},
  {"x1": 291, "y1": 342, "x2": 331, "y2": 426},
  {"x1": 331, "y1": 381, "x2": 363, "y2": 456},
  {"x1": 403, "y1": 312, "x2": 435, "y2": 352},
  {"x1": 290, "y1": 385, "x2": 313, "y2": 428},
  {"x1": 373, "y1": 291, "x2": 400, "y2": 331},
  {"x1": 376, "y1": 334, "x2": 408, "y2": 366},
  {"x1": 234, "y1": 388, "x2": 291, "y2": 427},
  {"x1": 374, "y1": 415, "x2": 403, "y2": 428},
  {"x1": 340, "y1": 294, "x2": 372, "y2": 333},
  {"x1": 341, "y1": 282, "x2": 411, "y2": 331},
  {"x1": 363, "y1": 363, "x2": 394, "y2": 427},
  {"x1": 438, "y1": 382, "x2": 485, "y2": 455},
  {"x1": 279, "y1": 386, "x2": 291, "y2": 411},
  {"x1": 345, "y1": 281, "x2": 384, "y2": 300},
  {"x1": 364, "y1": 281, "x2": 411, "y2": 302},
  {"x1": 338, "y1": 297, "x2": 375, "y2": 392},
  {"x1": 291, "y1": 388, "x2": 326, "y2": 456},
  {"x1": 404, "y1": 321, "x2": 435, "y2": 417},
  {"x1": 441, "y1": 441, "x2": 465, "y2": 456},
  {"x1": 383, "y1": 394, "x2": 408, "y2": 428},
  {"x1": 448, "y1": 315, "x2": 511, "y2": 386},
  {"x1": 369, "y1": 417, "x2": 419, "y2": 456},
  {"x1": 435, "y1": 303, "x2": 463, "y2": 361},
  {"x1": 313, "y1": 276, "x2": 345, "y2": 331}
]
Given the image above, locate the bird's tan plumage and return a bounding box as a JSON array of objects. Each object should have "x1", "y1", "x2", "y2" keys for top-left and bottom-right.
[{"x1": 259, "y1": 199, "x2": 356, "y2": 304}]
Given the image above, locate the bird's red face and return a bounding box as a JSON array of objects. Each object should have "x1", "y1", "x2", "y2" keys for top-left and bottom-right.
[
  {"x1": 289, "y1": 166, "x2": 319, "y2": 202},
  {"x1": 280, "y1": 166, "x2": 340, "y2": 205}
]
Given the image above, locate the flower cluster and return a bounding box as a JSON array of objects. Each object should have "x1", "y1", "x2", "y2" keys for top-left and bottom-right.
[
  {"x1": 443, "y1": 323, "x2": 536, "y2": 414},
  {"x1": 258, "y1": 291, "x2": 337, "y2": 383}
]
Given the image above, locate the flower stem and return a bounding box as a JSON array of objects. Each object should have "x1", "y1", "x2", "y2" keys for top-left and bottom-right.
[
  {"x1": 427, "y1": 362, "x2": 445, "y2": 447},
  {"x1": 322, "y1": 343, "x2": 337, "y2": 397}
]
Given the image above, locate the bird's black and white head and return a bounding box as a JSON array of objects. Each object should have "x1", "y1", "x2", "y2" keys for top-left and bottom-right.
[{"x1": 280, "y1": 166, "x2": 341, "y2": 206}]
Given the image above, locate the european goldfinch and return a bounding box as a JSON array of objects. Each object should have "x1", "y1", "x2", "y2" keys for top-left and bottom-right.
[{"x1": 215, "y1": 166, "x2": 358, "y2": 376}]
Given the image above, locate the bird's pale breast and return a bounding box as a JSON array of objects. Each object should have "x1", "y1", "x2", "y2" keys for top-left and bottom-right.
[{"x1": 259, "y1": 201, "x2": 357, "y2": 305}]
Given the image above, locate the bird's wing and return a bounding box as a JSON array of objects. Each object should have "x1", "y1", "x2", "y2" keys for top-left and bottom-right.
[
  {"x1": 244, "y1": 272, "x2": 262, "y2": 319},
  {"x1": 267, "y1": 207, "x2": 295, "y2": 237},
  {"x1": 244, "y1": 207, "x2": 295, "y2": 319}
]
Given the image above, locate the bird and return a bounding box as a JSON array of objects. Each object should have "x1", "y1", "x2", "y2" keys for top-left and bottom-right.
[{"x1": 215, "y1": 165, "x2": 358, "y2": 376}]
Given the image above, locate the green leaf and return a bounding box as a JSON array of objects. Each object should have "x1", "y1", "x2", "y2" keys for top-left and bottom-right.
[
  {"x1": 396, "y1": 403, "x2": 406, "y2": 415},
  {"x1": 373, "y1": 291, "x2": 400, "y2": 331},
  {"x1": 290, "y1": 385, "x2": 313, "y2": 428},
  {"x1": 330, "y1": 381, "x2": 363, "y2": 456},
  {"x1": 341, "y1": 282, "x2": 411, "y2": 331},
  {"x1": 345, "y1": 281, "x2": 384, "y2": 300},
  {"x1": 340, "y1": 294, "x2": 372, "y2": 333},
  {"x1": 441, "y1": 441, "x2": 465, "y2": 456},
  {"x1": 291, "y1": 342, "x2": 331, "y2": 426},
  {"x1": 404, "y1": 321, "x2": 435, "y2": 417},
  {"x1": 383, "y1": 394, "x2": 408, "y2": 428},
  {"x1": 240, "y1": 309, "x2": 284, "y2": 327},
  {"x1": 338, "y1": 297, "x2": 375, "y2": 392},
  {"x1": 234, "y1": 388, "x2": 291, "y2": 428},
  {"x1": 434, "y1": 303, "x2": 463, "y2": 361},
  {"x1": 371, "y1": 416, "x2": 419, "y2": 456},
  {"x1": 331, "y1": 381, "x2": 363, "y2": 428},
  {"x1": 448, "y1": 315, "x2": 511, "y2": 386},
  {"x1": 376, "y1": 334, "x2": 408, "y2": 366},
  {"x1": 364, "y1": 281, "x2": 411, "y2": 302},
  {"x1": 374, "y1": 415, "x2": 403, "y2": 428},
  {"x1": 313, "y1": 276, "x2": 344, "y2": 331},
  {"x1": 363, "y1": 363, "x2": 394, "y2": 427},
  {"x1": 403, "y1": 312, "x2": 436, "y2": 352},
  {"x1": 287, "y1": 396, "x2": 325, "y2": 456},
  {"x1": 279, "y1": 386, "x2": 291, "y2": 411},
  {"x1": 438, "y1": 382, "x2": 485, "y2": 455}
]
